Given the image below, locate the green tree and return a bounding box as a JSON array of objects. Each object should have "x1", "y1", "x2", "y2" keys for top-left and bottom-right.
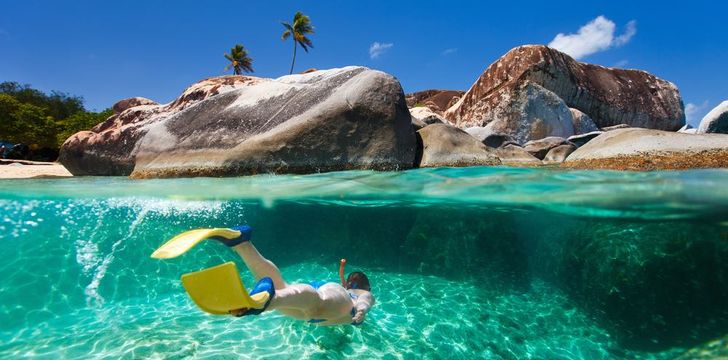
[
  {"x1": 0, "y1": 93, "x2": 57, "y2": 147},
  {"x1": 224, "y1": 44, "x2": 254, "y2": 75},
  {"x1": 281, "y1": 11, "x2": 315, "y2": 74},
  {"x1": 55, "y1": 108, "x2": 112, "y2": 146}
]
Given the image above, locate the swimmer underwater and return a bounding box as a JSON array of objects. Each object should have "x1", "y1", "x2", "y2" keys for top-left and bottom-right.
[{"x1": 154, "y1": 225, "x2": 375, "y2": 325}]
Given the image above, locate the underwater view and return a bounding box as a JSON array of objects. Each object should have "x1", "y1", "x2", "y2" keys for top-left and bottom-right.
[{"x1": 1, "y1": 166, "x2": 727, "y2": 359}]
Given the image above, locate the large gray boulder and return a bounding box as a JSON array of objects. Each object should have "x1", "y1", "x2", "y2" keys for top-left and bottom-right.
[
  {"x1": 563, "y1": 128, "x2": 728, "y2": 170},
  {"x1": 697, "y1": 101, "x2": 728, "y2": 134},
  {"x1": 523, "y1": 136, "x2": 572, "y2": 160},
  {"x1": 569, "y1": 108, "x2": 599, "y2": 134},
  {"x1": 473, "y1": 82, "x2": 575, "y2": 145},
  {"x1": 60, "y1": 67, "x2": 417, "y2": 177},
  {"x1": 416, "y1": 124, "x2": 501, "y2": 167}
]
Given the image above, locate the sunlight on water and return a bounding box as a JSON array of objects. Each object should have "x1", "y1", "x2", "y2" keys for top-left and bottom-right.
[{"x1": 1, "y1": 167, "x2": 727, "y2": 359}]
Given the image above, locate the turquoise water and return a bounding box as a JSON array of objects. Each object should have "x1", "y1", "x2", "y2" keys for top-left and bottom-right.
[{"x1": 1, "y1": 167, "x2": 727, "y2": 359}]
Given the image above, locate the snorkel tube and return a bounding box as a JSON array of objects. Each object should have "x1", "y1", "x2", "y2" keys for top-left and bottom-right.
[{"x1": 339, "y1": 258, "x2": 347, "y2": 287}]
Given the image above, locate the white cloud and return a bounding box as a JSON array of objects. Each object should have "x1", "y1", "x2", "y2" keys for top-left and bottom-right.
[
  {"x1": 369, "y1": 42, "x2": 393, "y2": 59},
  {"x1": 548, "y1": 16, "x2": 637, "y2": 59},
  {"x1": 441, "y1": 48, "x2": 458, "y2": 56},
  {"x1": 685, "y1": 101, "x2": 710, "y2": 126}
]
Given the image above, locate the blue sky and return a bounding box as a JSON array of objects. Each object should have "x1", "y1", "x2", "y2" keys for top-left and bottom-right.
[{"x1": 1, "y1": 1, "x2": 725, "y2": 126}]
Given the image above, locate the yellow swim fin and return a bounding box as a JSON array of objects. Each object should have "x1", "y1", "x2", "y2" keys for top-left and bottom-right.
[
  {"x1": 181, "y1": 262, "x2": 270, "y2": 315},
  {"x1": 150, "y1": 228, "x2": 242, "y2": 259}
]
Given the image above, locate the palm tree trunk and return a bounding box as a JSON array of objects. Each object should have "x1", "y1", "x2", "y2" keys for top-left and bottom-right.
[{"x1": 289, "y1": 41, "x2": 297, "y2": 74}]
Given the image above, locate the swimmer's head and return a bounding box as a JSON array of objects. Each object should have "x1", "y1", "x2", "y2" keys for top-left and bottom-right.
[{"x1": 345, "y1": 271, "x2": 371, "y2": 292}]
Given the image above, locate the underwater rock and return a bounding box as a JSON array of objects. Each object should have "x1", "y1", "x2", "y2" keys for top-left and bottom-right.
[
  {"x1": 60, "y1": 67, "x2": 417, "y2": 177},
  {"x1": 405, "y1": 89, "x2": 464, "y2": 114},
  {"x1": 523, "y1": 137, "x2": 573, "y2": 160},
  {"x1": 445, "y1": 45, "x2": 685, "y2": 131},
  {"x1": 415, "y1": 124, "x2": 501, "y2": 168},
  {"x1": 562, "y1": 128, "x2": 728, "y2": 170},
  {"x1": 532, "y1": 219, "x2": 728, "y2": 350},
  {"x1": 697, "y1": 100, "x2": 728, "y2": 134}
]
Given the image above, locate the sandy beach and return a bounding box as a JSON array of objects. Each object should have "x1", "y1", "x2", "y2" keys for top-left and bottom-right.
[{"x1": 0, "y1": 160, "x2": 73, "y2": 179}]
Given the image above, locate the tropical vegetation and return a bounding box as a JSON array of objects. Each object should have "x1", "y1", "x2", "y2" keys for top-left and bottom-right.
[
  {"x1": 224, "y1": 44, "x2": 254, "y2": 75},
  {"x1": 281, "y1": 11, "x2": 315, "y2": 74},
  {"x1": 0, "y1": 82, "x2": 111, "y2": 158}
]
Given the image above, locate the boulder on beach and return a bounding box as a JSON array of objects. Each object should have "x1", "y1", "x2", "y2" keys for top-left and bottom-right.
[
  {"x1": 60, "y1": 67, "x2": 417, "y2": 177},
  {"x1": 697, "y1": 100, "x2": 728, "y2": 134},
  {"x1": 523, "y1": 136, "x2": 573, "y2": 160},
  {"x1": 416, "y1": 124, "x2": 501, "y2": 168},
  {"x1": 542, "y1": 144, "x2": 577, "y2": 164},
  {"x1": 445, "y1": 45, "x2": 685, "y2": 132},
  {"x1": 494, "y1": 144, "x2": 542, "y2": 166},
  {"x1": 563, "y1": 128, "x2": 728, "y2": 170},
  {"x1": 567, "y1": 131, "x2": 603, "y2": 148}
]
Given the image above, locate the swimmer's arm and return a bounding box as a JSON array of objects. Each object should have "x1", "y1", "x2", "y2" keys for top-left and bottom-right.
[{"x1": 352, "y1": 292, "x2": 374, "y2": 323}]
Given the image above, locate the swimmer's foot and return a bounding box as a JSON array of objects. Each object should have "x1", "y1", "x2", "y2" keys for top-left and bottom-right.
[
  {"x1": 229, "y1": 277, "x2": 275, "y2": 317},
  {"x1": 215, "y1": 225, "x2": 252, "y2": 247}
]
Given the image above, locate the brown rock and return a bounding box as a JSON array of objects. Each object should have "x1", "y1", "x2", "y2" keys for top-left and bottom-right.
[
  {"x1": 406, "y1": 89, "x2": 465, "y2": 113},
  {"x1": 112, "y1": 97, "x2": 158, "y2": 115},
  {"x1": 562, "y1": 128, "x2": 728, "y2": 170},
  {"x1": 542, "y1": 144, "x2": 577, "y2": 164},
  {"x1": 569, "y1": 108, "x2": 599, "y2": 134},
  {"x1": 495, "y1": 144, "x2": 542, "y2": 166},
  {"x1": 416, "y1": 124, "x2": 501, "y2": 168},
  {"x1": 445, "y1": 45, "x2": 685, "y2": 131},
  {"x1": 523, "y1": 137, "x2": 572, "y2": 160}
]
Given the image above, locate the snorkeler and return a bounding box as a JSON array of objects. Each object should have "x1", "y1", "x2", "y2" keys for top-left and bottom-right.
[{"x1": 218, "y1": 226, "x2": 375, "y2": 325}]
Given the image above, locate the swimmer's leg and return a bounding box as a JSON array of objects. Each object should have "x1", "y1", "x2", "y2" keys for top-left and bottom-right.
[{"x1": 232, "y1": 241, "x2": 288, "y2": 290}]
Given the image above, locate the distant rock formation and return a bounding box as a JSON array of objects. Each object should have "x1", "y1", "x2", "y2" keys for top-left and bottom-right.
[
  {"x1": 405, "y1": 89, "x2": 464, "y2": 114},
  {"x1": 445, "y1": 45, "x2": 685, "y2": 140},
  {"x1": 60, "y1": 67, "x2": 416, "y2": 177},
  {"x1": 563, "y1": 128, "x2": 728, "y2": 170},
  {"x1": 697, "y1": 100, "x2": 728, "y2": 134}
]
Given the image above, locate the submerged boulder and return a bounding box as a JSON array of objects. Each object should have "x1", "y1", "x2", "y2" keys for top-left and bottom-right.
[
  {"x1": 697, "y1": 100, "x2": 728, "y2": 134},
  {"x1": 416, "y1": 124, "x2": 501, "y2": 168},
  {"x1": 563, "y1": 128, "x2": 728, "y2": 170},
  {"x1": 60, "y1": 67, "x2": 417, "y2": 177},
  {"x1": 445, "y1": 45, "x2": 685, "y2": 131}
]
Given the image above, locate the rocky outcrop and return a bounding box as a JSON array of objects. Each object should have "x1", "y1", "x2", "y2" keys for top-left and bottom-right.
[
  {"x1": 523, "y1": 137, "x2": 572, "y2": 160},
  {"x1": 569, "y1": 108, "x2": 599, "y2": 134},
  {"x1": 494, "y1": 145, "x2": 542, "y2": 166},
  {"x1": 60, "y1": 67, "x2": 417, "y2": 177},
  {"x1": 567, "y1": 131, "x2": 603, "y2": 148},
  {"x1": 563, "y1": 128, "x2": 728, "y2": 170},
  {"x1": 697, "y1": 100, "x2": 728, "y2": 134},
  {"x1": 416, "y1": 124, "x2": 501, "y2": 167},
  {"x1": 542, "y1": 144, "x2": 577, "y2": 164},
  {"x1": 445, "y1": 45, "x2": 685, "y2": 133},
  {"x1": 409, "y1": 107, "x2": 446, "y2": 128},
  {"x1": 464, "y1": 127, "x2": 517, "y2": 148},
  {"x1": 112, "y1": 97, "x2": 158, "y2": 114},
  {"x1": 405, "y1": 89, "x2": 465, "y2": 114},
  {"x1": 471, "y1": 83, "x2": 575, "y2": 144}
]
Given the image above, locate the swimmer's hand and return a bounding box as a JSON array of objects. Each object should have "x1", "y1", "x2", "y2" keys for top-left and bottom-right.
[{"x1": 352, "y1": 309, "x2": 366, "y2": 324}]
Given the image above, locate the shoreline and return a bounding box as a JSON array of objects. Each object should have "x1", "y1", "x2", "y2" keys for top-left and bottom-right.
[{"x1": 0, "y1": 160, "x2": 73, "y2": 179}]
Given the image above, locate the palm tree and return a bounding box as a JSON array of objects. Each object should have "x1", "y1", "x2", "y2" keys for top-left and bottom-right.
[
  {"x1": 281, "y1": 11, "x2": 314, "y2": 74},
  {"x1": 224, "y1": 44, "x2": 254, "y2": 75}
]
